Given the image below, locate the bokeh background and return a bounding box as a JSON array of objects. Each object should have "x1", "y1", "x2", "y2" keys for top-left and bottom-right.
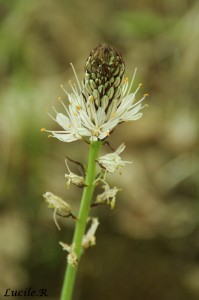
[{"x1": 0, "y1": 0, "x2": 199, "y2": 299}]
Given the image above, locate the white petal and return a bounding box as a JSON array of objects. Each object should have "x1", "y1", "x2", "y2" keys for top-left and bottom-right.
[
  {"x1": 98, "y1": 131, "x2": 109, "y2": 140},
  {"x1": 52, "y1": 132, "x2": 80, "y2": 142},
  {"x1": 116, "y1": 93, "x2": 135, "y2": 116},
  {"x1": 100, "y1": 117, "x2": 119, "y2": 132},
  {"x1": 56, "y1": 113, "x2": 71, "y2": 130},
  {"x1": 78, "y1": 127, "x2": 92, "y2": 137},
  {"x1": 121, "y1": 112, "x2": 142, "y2": 122},
  {"x1": 97, "y1": 107, "x2": 106, "y2": 126},
  {"x1": 80, "y1": 111, "x2": 95, "y2": 129},
  {"x1": 116, "y1": 143, "x2": 125, "y2": 155}
]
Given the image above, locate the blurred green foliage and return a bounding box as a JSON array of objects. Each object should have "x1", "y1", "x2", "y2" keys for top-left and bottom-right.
[{"x1": 0, "y1": 0, "x2": 199, "y2": 299}]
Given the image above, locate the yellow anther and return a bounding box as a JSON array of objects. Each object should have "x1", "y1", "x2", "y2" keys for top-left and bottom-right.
[
  {"x1": 139, "y1": 83, "x2": 143, "y2": 87},
  {"x1": 124, "y1": 77, "x2": 128, "y2": 83},
  {"x1": 111, "y1": 112, "x2": 116, "y2": 118},
  {"x1": 106, "y1": 131, "x2": 110, "y2": 137},
  {"x1": 40, "y1": 128, "x2": 45, "y2": 132},
  {"x1": 48, "y1": 134, "x2": 52, "y2": 138},
  {"x1": 57, "y1": 96, "x2": 62, "y2": 101},
  {"x1": 144, "y1": 93, "x2": 149, "y2": 97},
  {"x1": 76, "y1": 105, "x2": 81, "y2": 111},
  {"x1": 60, "y1": 84, "x2": 64, "y2": 88}
]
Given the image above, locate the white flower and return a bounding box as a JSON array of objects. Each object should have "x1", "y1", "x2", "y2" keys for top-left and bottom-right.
[
  {"x1": 41, "y1": 64, "x2": 147, "y2": 142},
  {"x1": 43, "y1": 192, "x2": 71, "y2": 230},
  {"x1": 98, "y1": 143, "x2": 132, "y2": 173},
  {"x1": 82, "y1": 218, "x2": 99, "y2": 249},
  {"x1": 59, "y1": 242, "x2": 78, "y2": 267},
  {"x1": 95, "y1": 183, "x2": 120, "y2": 209},
  {"x1": 65, "y1": 159, "x2": 85, "y2": 188}
]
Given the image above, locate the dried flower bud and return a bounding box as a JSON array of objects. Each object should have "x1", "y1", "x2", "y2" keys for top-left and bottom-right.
[
  {"x1": 59, "y1": 242, "x2": 78, "y2": 267},
  {"x1": 43, "y1": 192, "x2": 71, "y2": 230},
  {"x1": 82, "y1": 218, "x2": 99, "y2": 249},
  {"x1": 65, "y1": 160, "x2": 85, "y2": 188},
  {"x1": 84, "y1": 44, "x2": 125, "y2": 110},
  {"x1": 98, "y1": 143, "x2": 132, "y2": 173},
  {"x1": 95, "y1": 183, "x2": 120, "y2": 209}
]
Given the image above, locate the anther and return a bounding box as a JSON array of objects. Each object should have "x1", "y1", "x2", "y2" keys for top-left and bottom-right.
[
  {"x1": 106, "y1": 131, "x2": 110, "y2": 137},
  {"x1": 40, "y1": 128, "x2": 45, "y2": 132}
]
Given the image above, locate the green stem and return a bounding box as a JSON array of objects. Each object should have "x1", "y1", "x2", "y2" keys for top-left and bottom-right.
[{"x1": 60, "y1": 141, "x2": 101, "y2": 300}]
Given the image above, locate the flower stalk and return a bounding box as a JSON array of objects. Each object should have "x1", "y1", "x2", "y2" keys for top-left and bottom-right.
[{"x1": 60, "y1": 141, "x2": 101, "y2": 300}]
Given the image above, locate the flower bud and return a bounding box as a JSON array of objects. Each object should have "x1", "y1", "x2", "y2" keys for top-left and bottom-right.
[{"x1": 84, "y1": 44, "x2": 125, "y2": 109}]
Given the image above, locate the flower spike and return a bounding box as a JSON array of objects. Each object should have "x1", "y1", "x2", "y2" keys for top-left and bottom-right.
[{"x1": 43, "y1": 44, "x2": 147, "y2": 143}]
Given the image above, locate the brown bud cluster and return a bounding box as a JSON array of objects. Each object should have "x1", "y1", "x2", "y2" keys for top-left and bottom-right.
[{"x1": 84, "y1": 44, "x2": 125, "y2": 109}]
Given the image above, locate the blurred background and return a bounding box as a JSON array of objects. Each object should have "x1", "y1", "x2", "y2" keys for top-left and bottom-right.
[{"x1": 0, "y1": 0, "x2": 199, "y2": 299}]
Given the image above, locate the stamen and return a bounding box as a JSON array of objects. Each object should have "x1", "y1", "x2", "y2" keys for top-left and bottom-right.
[
  {"x1": 60, "y1": 100, "x2": 68, "y2": 114},
  {"x1": 69, "y1": 81, "x2": 78, "y2": 96},
  {"x1": 45, "y1": 129, "x2": 70, "y2": 133},
  {"x1": 127, "y1": 68, "x2": 137, "y2": 95},
  {"x1": 52, "y1": 106, "x2": 58, "y2": 114},
  {"x1": 130, "y1": 95, "x2": 147, "y2": 109},
  {"x1": 88, "y1": 95, "x2": 94, "y2": 102},
  {"x1": 111, "y1": 112, "x2": 116, "y2": 118},
  {"x1": 40, "y1": 128, "x2": 45, "y2": 132},
  {"x1": 132, "y1": 82, "x2": 142, "y2": 97},
  {"x1": 53, "y1": 208, "x2": 61, "y2": 230},
  {"x1": 47, "y1": 112, "x2": 57, "y2": 123},
  {"x1": 70, "y1": 63, "x2": 82, "y2": 93},
  {"x1": 65, "y1": 159, "x2": 71, "y2": 174},
  {"x1": 106, "y1": 131, "x2": 110, "y2": 137},
  {"x1": 60, "y1": 84, "x2": 69, "y2": 96}
]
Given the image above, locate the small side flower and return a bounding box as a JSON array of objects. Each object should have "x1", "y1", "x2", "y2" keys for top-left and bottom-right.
[
  {"x1": 98, "y1": 143, "x2": 132, "y2": 173},
  {"x1": 82, "y1": 218, "x2": 99, "y2": 249},
  {"x1": 65, "y1": 159, "x2": 85, "y2": 188},
  {"x1": 95, "y1": 182, "x2": 120, "y2": 209},
  {"x1": 43, "y1": 192, "x2": 73, "y2": 230},
  {"x1": 59, "y1": 242, "x2": 78, "y2": 267}
]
